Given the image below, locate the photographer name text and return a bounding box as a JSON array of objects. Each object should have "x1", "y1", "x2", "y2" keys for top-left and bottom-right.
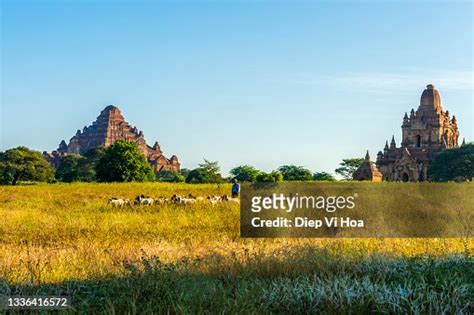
[{"x1": 251, "y1": 216, "x2": 364, "y2": 229}]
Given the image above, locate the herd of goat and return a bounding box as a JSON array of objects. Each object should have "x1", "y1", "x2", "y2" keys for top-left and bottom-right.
[{"x1": 108, "y1": 194, "x2": 239, "y2": 207}]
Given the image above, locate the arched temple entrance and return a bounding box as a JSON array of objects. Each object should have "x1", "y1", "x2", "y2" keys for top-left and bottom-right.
[{"x1": 402, "y1": 173, "x2": 410, "y2": 182}]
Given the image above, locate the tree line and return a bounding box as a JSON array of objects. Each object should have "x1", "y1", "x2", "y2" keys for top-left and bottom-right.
[{"x1": 1, "y1": 140, "x2": 473, "y2": 185}]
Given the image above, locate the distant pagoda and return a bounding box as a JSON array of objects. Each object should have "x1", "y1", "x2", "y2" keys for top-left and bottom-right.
[
  {"x1": 354, "y1": 84, "x2": 460, "y2": 182},
  {"x1": 353, "y1": 151, "x2": 383, "y2": 182},
  {"x1": 46, "y1": 105, "x2": 180, "y2": 173},
  {"x1": 376, "y1": 84, "x2": 459, "y2": 181}
]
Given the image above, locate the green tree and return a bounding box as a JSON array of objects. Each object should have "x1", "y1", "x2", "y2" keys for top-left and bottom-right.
[
  {"x1": 185, "y1": 159, "x2": 223, "y2": 183},
  {"x1": 0, "y1": 146, "x2": 55, "y2": 185},
  {"x1": 256, "y1": 171, "x2": 283, "y2": 183},
  {"x1": 77, "y1": 147, "x2": 106, "y2": 182},
  {"x1": 428, "y1": 143, "x2": 474, "y2": 182},
  {"x1": 156, "y1": 170, "x2": 185, "y2": 183},
  {"x1": 185, "y1": 168, "x2": 209, "y2": 184},
  {"x1": 277, "y1": 165, "x2": 313, "y2": 181},
  {"x1": 55, "y1": 154, "x2": 84, "y2": 182},
  {"x1": 96, "y1": 140, "x2": 154, "y2": 182},
  {"x1": 56, "y1": 147, "x2": 105, "y2": 182},
  {"x1": 230, "y1": 165, "x2": 260, "y2": 182},
  {"x1": 313, "y1": 171, "x2": 336, "y2": 181},
  {"x1": 179, "y1": 168, "x2": 191, "y2": 179},
  {"x1": 198, "y1": 159, "x2": 222, "y2": 181},
  {"x1": 335, "y1": 158, "x2": 364, "y2": 180}
]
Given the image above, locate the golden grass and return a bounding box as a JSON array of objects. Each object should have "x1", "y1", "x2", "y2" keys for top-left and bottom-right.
[{"x1": 0, "y1": 182, "x2": 472, "y2": 287}]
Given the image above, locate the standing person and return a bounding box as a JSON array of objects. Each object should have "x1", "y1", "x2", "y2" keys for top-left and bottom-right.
[{"x1": 231, "y1": 178, "x2": 240, "y2": 198}]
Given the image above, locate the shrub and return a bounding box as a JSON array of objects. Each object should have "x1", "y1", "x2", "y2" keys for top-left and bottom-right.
[
  {"x1": 157, "y1": 171, "x2": 185, "y2": 183},
  {"x1": 313, "y1": 171, "x2": 336, "y2": 181},
  {"x1": 256, "y1": 171, "x2": 283, "y2": 182}
]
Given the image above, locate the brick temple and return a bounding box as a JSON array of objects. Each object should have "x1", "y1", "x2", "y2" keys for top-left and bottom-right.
[
  {"x1": 355, "y1": 84, "x2": 461, "y2": 182},
  {"x1": 45, "y1": 105, "x2": 180, "y2": 173}
]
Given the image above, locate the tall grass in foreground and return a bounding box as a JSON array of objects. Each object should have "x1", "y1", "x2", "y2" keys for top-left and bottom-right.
[{"x1": 0, "y1": 182, "x2": 473, "y2": 313}]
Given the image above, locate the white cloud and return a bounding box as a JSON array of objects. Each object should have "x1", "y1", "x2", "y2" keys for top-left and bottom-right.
[{"x1": 291, "y1": 70, "x2": 474, "y2": 93}]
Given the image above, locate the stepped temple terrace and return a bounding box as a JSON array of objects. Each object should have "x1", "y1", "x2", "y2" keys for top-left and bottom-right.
[{"x1": 44, "y1": 105, "x2": 180, "y2": 173}]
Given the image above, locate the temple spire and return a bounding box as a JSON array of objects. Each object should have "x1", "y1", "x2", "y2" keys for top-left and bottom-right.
[
  {"x1": 402, "y1": 112, "x2": 409, "y2": 126},
  {"x1": 419, "y1": 84, "x2": 442, "y2": 112},
  {"x1": 390, "y1": 135, "x2": 396, "y2": 149},
  {"x1": 58, "y1": 140, "x2": 68, "y2": 153}
]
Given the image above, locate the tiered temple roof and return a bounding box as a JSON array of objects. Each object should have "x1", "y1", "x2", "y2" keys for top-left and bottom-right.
[{"x1": 47, "y1": 105, "x2": 180, "y2": 173}]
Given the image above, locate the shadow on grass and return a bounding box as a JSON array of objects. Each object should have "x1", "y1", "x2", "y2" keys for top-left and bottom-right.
[{"x1": 2, "y1": 248, "x2": 473, "y2": 314}]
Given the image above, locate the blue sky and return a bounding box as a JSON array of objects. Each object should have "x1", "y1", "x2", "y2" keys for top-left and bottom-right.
[{"x1": 1, "y1": 0, "x2": 473, "y2": 176}]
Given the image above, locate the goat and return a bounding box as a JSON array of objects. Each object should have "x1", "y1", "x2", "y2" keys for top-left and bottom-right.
[
  {"x1": 134, "y1": 195, "x2": 154, "y2": 206},
  {"x1": 108, "y1": 197, "x2": 130, "y2": 207}
]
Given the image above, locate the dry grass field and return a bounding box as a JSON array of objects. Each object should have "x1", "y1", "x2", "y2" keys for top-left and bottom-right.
[{"x1": 0, "y1": 183, "x2": 473, "y2": 313}]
